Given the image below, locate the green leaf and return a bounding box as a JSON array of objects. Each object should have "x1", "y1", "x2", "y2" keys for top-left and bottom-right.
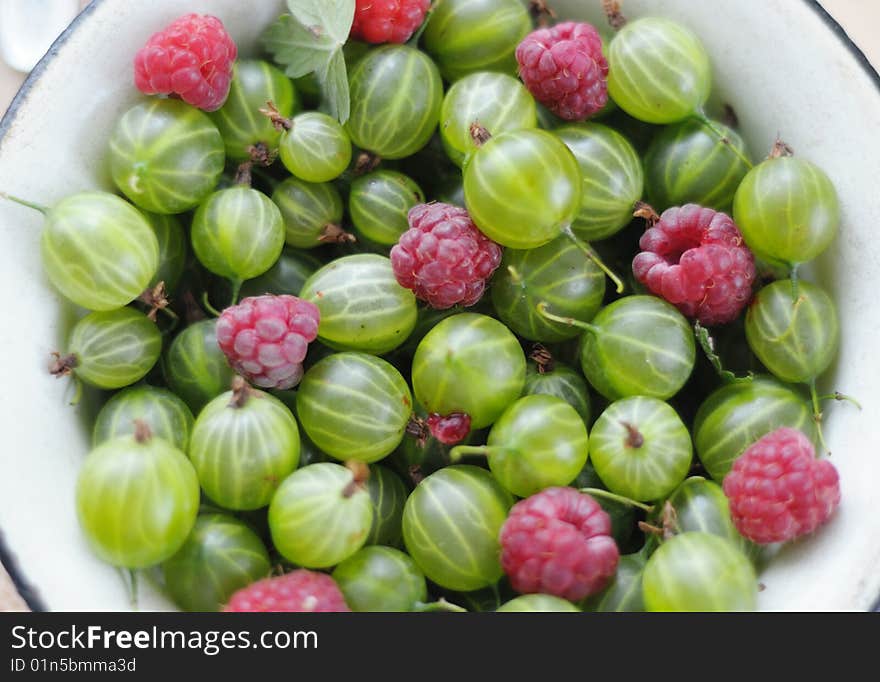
[
  {"x1": 287, "y1": 0, "x2": 355, "y2": 43},
  {"x1": 315, "y1": 48, "x2": 350, "y2": 123},
  {"x1": 694, "y1": 322, "x2": 749, "y2": 384}
]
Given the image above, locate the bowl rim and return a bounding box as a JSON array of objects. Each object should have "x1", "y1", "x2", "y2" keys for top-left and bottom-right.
[{"x1": 1, "y1": 0, "x2": 878, "y2": 613}]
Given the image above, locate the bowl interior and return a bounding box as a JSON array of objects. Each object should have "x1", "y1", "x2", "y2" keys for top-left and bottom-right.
[{"x1": 1, "y1": 0, "x2": 879, "y2": 611}]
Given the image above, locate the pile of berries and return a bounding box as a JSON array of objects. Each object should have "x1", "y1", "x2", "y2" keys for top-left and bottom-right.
[{"x1": 10, "y1": 0, "x2": 851, "y2": 613}]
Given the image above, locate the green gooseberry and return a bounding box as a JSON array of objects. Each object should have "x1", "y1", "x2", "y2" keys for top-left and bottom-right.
[
  {"x1": 642, "y1": 532, "x2": 757, "y2": 612},
  {"x1": 582, "y1": 553, "x2": 645, "y2": 613},
  {"x1": 349, "y1": 170, "x2": 425, "y2": 246},
  {"x1": 491, "y1": 234, "x2": 606, "y2": 343},
  {"x1": 188, "y1": 378, "x2": 301, "y2": 511},
  {"x1": 589, "y1": 396, "x2": 692, "y2": 502},
  {"x1": 402, "y1": 465, "x2": 513, "y2": 592},
  {"x1": 497, "y1": 595, "x2": 580, "y2": 612},
  {"x1": 93, "y1": 384, "x2": 194, "y2": 451},
  {"x1": 271, "y1": 177, "x2": 346, "y2": 249},
  {"x1": 347, "y1": 45, "x2": 443, "y2": 160},
  {"x1": 76, "y1": 423, "x2": 199, "y2": 568},
  {"x1": 210, "y1": 59, "x2": 298, "y2": 161},
  {"x1": 296, "y1": 353, "x2": 413, "y2": 464},
  {"x1": 365, "y1": 465, "x2": 409, "y2": 546},
  {"x1": 144, "y1": 211, "x2": 186, "y2": 293},
  {"x1": 191, "y1": 186, "x2": 285, "y2": 283},
  {"x1": 733, "y1": 155, "x2": 839, "y2": 268},
  {"x1": 422, "y1": 0, "x2": 531, "y2": 82},
  {"x1": 693, "y1": 375, "x2": 818, "y2": 481},
  {"x1": 440, "y1": 71, "x2": 537, "y2": 167},
  {"x1": 411, "y1": 313, "x2": 526, "y2": 429},
  {"x1": 745, "y1": 279, "x2": 839, "y2": 384},
  {"x1": 299, "y1": 254, "x2": 418, "y2": 355},
  {"x1": 278, "y1": 112, "x2": 352, "y2": 183},
  {"x1": 332, "y1": 546, "x2": 427, "y2": 612},
  {"x1": 164, "y1": 319, "x2": 236, "y2": 414},
  {"x1": 56, "y1": 308, "x2": 161, "y2": 390},
  {"x1": 556, "y1": 122, "x2": 644, "y2": 241},
  {"x1": 464, "y1": 128, "x2": 582, "y2": 249},
  {"x1": 607, "y1": 17, "x2": 712, "y2": 125},
  {"x1": 452, "y1": 395, "x2": 589, "y2": 498},
  {"x1": 162, "y1": 513, "x2": 271, "y2": 612},
  {"x1": 108, "y1": 99, "x2": 225, "y2": 214},
  {"x1": 268, "y1": 462, "x2": 373, "y2": 568},
  {"x1": 522, "y1": 359, "x2": 591, "y2": 426}
]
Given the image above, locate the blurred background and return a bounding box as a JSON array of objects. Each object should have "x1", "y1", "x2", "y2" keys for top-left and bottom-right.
[{"x1": 0, "y1": 0, "x2": 877, "y2": 611}]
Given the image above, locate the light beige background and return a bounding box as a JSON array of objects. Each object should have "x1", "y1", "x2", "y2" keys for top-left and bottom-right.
[{"x1": 0, "y1": 0, "x2": 877, "y2": 611}]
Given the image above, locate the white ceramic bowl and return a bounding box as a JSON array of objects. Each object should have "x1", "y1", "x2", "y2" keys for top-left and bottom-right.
[{"x1": 1, "y1": 0, "x2": 878, "y2": 611}]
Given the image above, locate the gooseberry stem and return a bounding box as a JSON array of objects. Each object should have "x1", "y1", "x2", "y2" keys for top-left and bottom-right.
[
  {"x1": 790, "y1": 264, "x2": 800, "y2": 301},
  {"x1": 230, "y1": 279, "x2": 243, "y2": 307},
  {"x1": 413, "y1": 598, "x2": 468, "y2": 613},
  {"x1": 562, "y1": 226, "x2": 625, "y2": 293},
  {"x1": 602, "y1": 0, "x2": 628, "y2": 30},
  {"x1": 818, "y1": 392, "x2": 863, "y2": 410},
  {"x1": 692, "y1": 112, "x2": 754, "y2": 170},
  {"x1": 535, "y1": 301, "x2": 601, "y2": 335},
  {"x1": 201, "y1": 292, "x2": 222, "y2": 318},
  {"x1": 449, "y1": 445, "x2": 489, "y2": 462},
  {"x1": 579, "y1": 487, "x2": 654, "y2": 513},
  {"x1": 808, "y1": 378, "x2": 830, "y2": 456},
  {"x1": 0, "y1": 190, "x2": 48, "y2": 214}
]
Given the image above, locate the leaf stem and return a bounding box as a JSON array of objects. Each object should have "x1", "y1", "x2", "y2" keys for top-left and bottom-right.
[
  {"x1": 562, "y1": 226, "x2": 624, "y2": 293},
  {"x1": 449, "y1": 445, "x2": 489, "y2": 463},
  {"x1": 579, "y1": 487, "x2": 654, "y2": 513},
  {"x1": 818, "y1": 392, "x2": 862, "y2": 410},
  {"x1": 809, "y1": 378, "x2": 830, "y2": 456}
]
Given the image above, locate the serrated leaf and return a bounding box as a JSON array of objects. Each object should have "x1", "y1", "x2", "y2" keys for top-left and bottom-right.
[
  {"x1": 694, "y1": 322, "x2": 738, "y2": 384},
  {"x1": 262, "y1": 15, "x2": 329, "y2": 78},
  {"x1": 315, "y1": 48, "x2": 351, "y2": 124},
  {"x1": 287, "y1": 0, "x2": 355, "y2": 44}
]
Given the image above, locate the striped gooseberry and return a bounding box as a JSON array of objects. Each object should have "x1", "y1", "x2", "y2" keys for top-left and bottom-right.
[
  {"x1": 411, "y1": 313, "x2": 526, "y2": 429},
  {"x1": 452, "y1": 394, "x2": 589, "y2": 498},
  {"x1": 271, "y1": 178, "x2": 347, "y2": 249},
  {"x1": 191, "y1": 186, "x2": 285, "y2": 287},
  {"x1": 108, "y1": 99, "x2": 225, "y2": 214},
  {"x1": 349, "y1": 170, "x2": 425, "y2": 246},
  {"x1": 733, "y1": 153, "x2": 840, "y2": 268},
  {"x1": 402, "y1": 465, "x2": 513, "y2": 591},
  {"x1": 365, "y1": 464, "x2": 408, "y2": 546},
  {"x1": 589, "y1": 396, "x2": 692, "y2": 502},
  {"x1": 439, "y1": 71, "x2": 537, "y2": 168},
  {"x1": 162, "y1": 513, "x2": 271, "y2": 612},
  {"x1": 347, "y1": 45, "x2": 443, "y2": 160},
  {"x1": 268, "y1": 462, "x2": 373, "y2": 568},
  {"x1": 238, "y1": 247, "x2": 322, "y2": 300},
  {"x1": 209, "y1": 59, "x2": 299, "y2": 161},
  {"x1": 464, "y1": 128, "x2": 582, "y2": 250},
  {"x1": 693, "y1": 375, "x2": 818, "y2": 481},
  {"x1": 295, "y1": 352, "x2": 413, "y2": 464},
  {"x1": 299, "y1": 254, "x2": 418, "y2": 355},
  {"x1": 52, "y1": 308, "x2": 161, "y2": 390},
  {"x1": 538, "y1": 295, "x2": 696, "y2": 401},
  {"x1": 522, "y1": 359, "x2": 591, "y2": 427},
  {"x1": 642, "y1": 532, "x2": 757, "y2": 612},
  {"x1": 277, "y1": 111, "x2": 352, "y2": 183},
  {"x1": 163, "y1": 319, "x2": 236, "y2": 414},
  {"x1": 556, "y1": 122, "x2": 644, "y2": 241},
  {"x1": 93, "y1": 384, "x2": 194, "y2": 451},
  {"x1": 644, "y1": 117, "x2": 751, "y2": 212},
  {"x1": 745, "y1": 279, "x2": 839, "y2": 385},
  {"x1": 491, "y1": 234, "x2": 606, "y2": 343},
  {"x1": 188, "y1": 377, "x2": 301, "y2": 511},
  {"x1": 421, "y1": 0, "x2": 531, "y2": 82},
  {"x1": 606, "y1": 17, "x2": 712, "y2": 125},
  {"x1": 332, "y1": 546, "x2": 428, "y2": 613},
  {"x1": 496, "y1": 595, "x2": 580, "y2": 612},
  {"x1": 75, "y1": 422, "x2": 199, "y2": 568},
  {"x1": 582, "y1": 553, "x2": 645, "y2": 613},
  {"x1": 144, "y1": 212, "x2": 186, "y2": 293},
  {"x1": 32, "y1": 191, "x2": 159, "y2": 311}
]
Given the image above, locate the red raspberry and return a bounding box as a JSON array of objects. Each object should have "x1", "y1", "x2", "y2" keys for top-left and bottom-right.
[
  {"x1": 134, "y1": 14, "x2": 237, "y2": 112},
  {"x1": 350, "y1": 0, "x2": 431, "y2": 44},
  {"x1": 499, "y1": 487, "x2": 619, "y2": 601},
  {"x1": 426, "y1": 412, "x2": 471, "y2": 445},
  {"x1": 224, "y1": 570, "x2": 350, "y2": 612},
  {"x1": 391, "y1": 203, "x2": 502, "y2": 309},
  {"x1": 216, "y1": 295, "x2": 320, "y2": 390},
  {"x1": 632, "y1": 204, "x2": 757, "y2": 326},
  {"x1": 515, "y1": 22, "x2": 609, "y2": 121},
  {"x1": 722, "y1": 427, "x2": 841, "y2": 545}
]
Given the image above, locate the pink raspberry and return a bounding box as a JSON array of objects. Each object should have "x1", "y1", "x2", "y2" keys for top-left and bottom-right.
[
  {"x1": 499, "y1": 487, "x2": 619, "y2": 601},
  {"x1": 426, "y1": 412, "x2": 471, "y2": 445},
  {"x1": 391, "y1": 203, "x2": 503, "y2": 309},
  {"x1": 515, "y1": 22, "x2": 609, "y2": 121},
  {"x1": 134, "y1": 13, "x2": 237, "y2": 112},
  {"x1": 722, "y1": 427, "x2": 841, "y2": 545},
  {"x1": 632, "y1": 204, "x2": 757, "y2": 326},
  {"x1": 350, "y1": 0, "x2": 431, "y2": 44},
  {"x1": 216, "y1": 295, "x2": 320, "y2": 390},
  {"x1": 224, "y1": 570, "x2": 350, "y2": 612}
]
